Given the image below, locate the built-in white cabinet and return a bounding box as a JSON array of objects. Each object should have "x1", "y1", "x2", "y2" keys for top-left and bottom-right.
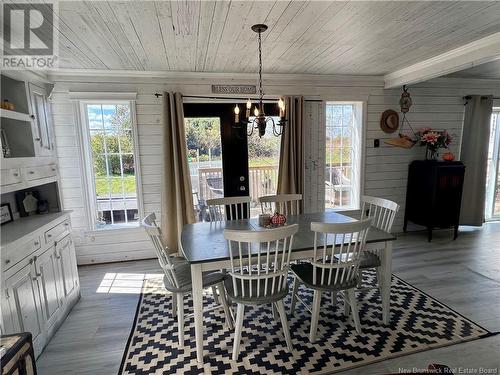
[
  {"x1": 56, "y1": 235, "x2": 79, "y2": 298},
  {"x1": 36, "y1": 245, "x2": 64, "y2": 331},
  {"x1": 1, "y1": 73, "x2": 56, "y2": 177},
  {"x1": 1, "y1": 213, "x2": 80, "y2": 358},
  {"x1": 1, "y1": 261, "x2": 45, "y2": 356},
  {"x1": 29, "y1": 83, "x2": 55, "y2": 157}
]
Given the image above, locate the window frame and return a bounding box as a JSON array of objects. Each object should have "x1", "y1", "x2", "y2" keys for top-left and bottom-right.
[
  {"x1": 486, "y1": 108, "x2": 500, "y2": 220},
  {"x1": 324, "y1": 101, "x2": 365, "y2": 211},
  {"x1": 76, "y1": 97, "x2": 143, "y2": 232}
]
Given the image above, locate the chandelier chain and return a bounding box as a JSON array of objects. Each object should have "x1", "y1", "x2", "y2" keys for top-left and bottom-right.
[{"x1": 258, "y1": 30, "x2": 263, "y2": 102}]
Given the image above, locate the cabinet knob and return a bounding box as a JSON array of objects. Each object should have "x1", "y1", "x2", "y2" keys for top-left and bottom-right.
[
  {"x1": 34, "y1": 241, "x2": 39, "y2": 246},
  {"x1": 28, "y1": 171, "x2": 35, "y2": 174},
  {"x1": 55, "y1": 252, "x2": 61, "y2": 260},
  {"x1": 35, "y1": 272, "x2": 42, "y2": 278},
  {"x1": 5, "y1": 259, "x2": 10, "y2": 264},
  {"x1": 30, "y1": 114, "x2": 35, "y2": 119},
  {"x1": 35, "y1": 138, "x2": 41, "y2": 141},
  {"x1": 47, "y1": 234, "x2": 52, "y2": 238},
  {"x1": 13, "y1": 173, "x2": 19, "y2": 177}
]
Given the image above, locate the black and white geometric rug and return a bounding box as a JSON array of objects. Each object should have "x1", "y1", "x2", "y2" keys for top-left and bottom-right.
[{"x1": 119, "y1": 271, "x2": 494, "y2": 374}]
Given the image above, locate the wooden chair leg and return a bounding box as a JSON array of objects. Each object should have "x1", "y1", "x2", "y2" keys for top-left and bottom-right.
[
  {"x1": 275, "y1": 300, "x2": 293, "y2": 352},
  {"x1": 176, "y1": 293, "x2": 185, "y2": 346},
  {"x1": 343, "y1": 291, "x2": 350, "y2": 316},
  {"x1": 217, "y1": 283, "x2": 234, "y2": 329},
  {"x1": 290, "y1": 276, "x2": 300, "y2": 314},
  {"x1": 347, "y1": 289, "x2": 362, "y2": 335},
  {"x1": 171, "y1": 292, "x2": 177, "y2": 318},
  {"x1": 232, "y1": 303, "x2": 245, "y2": 361},
  {"x1": 331, "y1": 291, "x2": 337, "y2": 306},
  {"x1": 211, "y1": 286, "x2": 220, "y2": 305},
  {"x1": 309, "y1": 290, "x2": 322, "y2": 343}
]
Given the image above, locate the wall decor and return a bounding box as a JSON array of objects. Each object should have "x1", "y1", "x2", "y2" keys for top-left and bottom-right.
[
  {"x1": 1, "y1": 203, "x2": 13, "y2": 225},
  {"x1": 385, "y1": 85, "x2": 418, "y2": 149},
  {"x1": 211, "y1": 85, "x2": 256, "y2": 95},
  {"x1": 380, "y1": 109, "x2": 399, "y2": 133}
]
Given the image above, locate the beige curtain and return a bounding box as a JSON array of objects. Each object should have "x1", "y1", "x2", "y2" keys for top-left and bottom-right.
[
  {"x1": 277, "y1": 96, "x2": 305, "y2": 203},
  {"x1": 459, "y1": 95, "x2": 493, "y2": 226},
  {"x1": 161, "y1": 92, "x2": 195, "y2": 253}
]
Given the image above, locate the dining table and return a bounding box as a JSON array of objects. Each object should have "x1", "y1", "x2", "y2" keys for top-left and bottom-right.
[{"x1": 180, "y1": 210, "x2": 396, "y2": 363}]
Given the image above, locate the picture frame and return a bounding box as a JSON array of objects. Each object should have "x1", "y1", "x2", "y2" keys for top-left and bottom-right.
[{"x1": 1, "y1": 203, "x2": 13, "y2": 225}]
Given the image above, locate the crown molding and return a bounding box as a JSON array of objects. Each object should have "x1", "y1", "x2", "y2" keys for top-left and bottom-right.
[
  {"x1": 384, "y1": 31, "x2": 500, "y2": 88},
  {"x1": 47, "y1": 68, "x2": 384, "y2": 85}
]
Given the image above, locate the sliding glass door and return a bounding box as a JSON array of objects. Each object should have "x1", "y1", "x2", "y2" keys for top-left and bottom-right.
[{"x1": 486, "y1": 109, "x2": 500, "y2": 220}]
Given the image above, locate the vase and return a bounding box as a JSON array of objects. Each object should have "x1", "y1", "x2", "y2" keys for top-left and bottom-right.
[{"x1": 425, "y1": 146, "x2": 438, "y2": 161}]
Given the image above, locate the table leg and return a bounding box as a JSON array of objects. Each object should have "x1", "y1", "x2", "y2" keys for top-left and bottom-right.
[
  {"x1": 191, "y1": 263, "x2": 204, "y2": 363},
  {"x1": 380, "y1": 241, "x2": 393, "y2": 325}
]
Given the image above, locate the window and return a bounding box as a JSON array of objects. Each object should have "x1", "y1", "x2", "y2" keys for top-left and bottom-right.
[
  {"x1": 80, "y1": 101, "x2": 141, "y2": 230},
  {"x1": 325, "y1": 102, "x2": 363, "y2": 210}
]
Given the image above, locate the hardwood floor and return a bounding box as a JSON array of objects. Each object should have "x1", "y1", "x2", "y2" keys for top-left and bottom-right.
[{"x1": 36, "y1": 223, "x2": 500, "y2": 375}]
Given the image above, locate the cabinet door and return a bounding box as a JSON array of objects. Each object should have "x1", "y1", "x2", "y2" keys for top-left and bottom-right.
[
  {"x1": 36, "y1": 246, "x2": 63, "y2": 328},
  {"x1": 2, "y1": 262, "x2": 44, "y2": 344},
  {"x1": 29, "y1": 83, "x2": 54, "y2": 157},
  {"x1": 56, "y1": 236, "x2": 78, "y2": 297}
]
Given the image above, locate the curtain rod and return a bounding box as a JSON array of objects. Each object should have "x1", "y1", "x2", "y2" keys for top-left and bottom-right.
[
  {"x1": 153, "y1": 93, "x2": 322, "y2": 102},
  {"x1": 463, "y1": 95, "x2": 500, "y2": 100}
]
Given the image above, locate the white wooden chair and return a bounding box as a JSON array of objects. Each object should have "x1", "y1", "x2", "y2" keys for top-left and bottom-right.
[
  {"x1": 223, "y1": 224, "x2": 299, "y2": 361},
  {"x1": 258, "y1": 194, "x2": 302, "y2": 215},
  {"x1": 206, "y1": 196, "x2": 251, "y2": 222},
  {"x1": 142, "y1": 213, "x2": 233, "y2": 347},
  {"x1": 357, "y1": 196, "x2": 399, "y2": 292},
  {"x1": 290, "y1": 218, "x2": 372, "y2": 342}
]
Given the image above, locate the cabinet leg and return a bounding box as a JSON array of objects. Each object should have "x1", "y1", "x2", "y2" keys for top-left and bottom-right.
[
  {"x1": 403, "y1": 219, "x2": 407, "y2": 233},
  {"x1": 453, "y1": 225, "x2": 459, "y2": 240},
  {"x1": 427, "y1": 227, "x2": 433, "y2": 242}
]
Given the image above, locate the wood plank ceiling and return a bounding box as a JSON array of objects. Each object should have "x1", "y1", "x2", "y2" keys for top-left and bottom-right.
[{"x1": 50, "y1": 1, "x2": 500, "y2": 74}]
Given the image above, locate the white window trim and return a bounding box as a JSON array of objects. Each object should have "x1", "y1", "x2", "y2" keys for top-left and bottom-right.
[
  {"x1": 324, "y1": 101, "x2": 365, "y2": 211},
  {"x1": 485, "y1": 108, "x2": 500, "y2": 221},
  {"x1": 74, "y1": 97, "x2": 144, "y2": 233}
]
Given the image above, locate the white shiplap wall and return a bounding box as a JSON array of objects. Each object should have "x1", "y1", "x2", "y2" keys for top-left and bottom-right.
[{"x1": 49, "y1": 73, "x2": 500, "y2": 264}]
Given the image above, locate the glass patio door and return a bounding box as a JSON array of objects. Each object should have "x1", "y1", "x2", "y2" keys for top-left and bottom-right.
[
  {"x1": 486, "y1": 110, "x2": 500, "y2": 220},
  {"x1": 184, "y1": 102, "x2": 250, "y2": 222}
]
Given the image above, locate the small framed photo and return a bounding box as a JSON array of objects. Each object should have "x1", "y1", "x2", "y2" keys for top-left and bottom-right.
[{"x1": 1, "y1": 203, "x2": 13, "y2": 225}]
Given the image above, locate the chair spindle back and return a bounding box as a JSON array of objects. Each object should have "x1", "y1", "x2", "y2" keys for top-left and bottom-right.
[
  {"x1": 206, "y1": 196, "x2": 251, "y2": 222},
  {"x1": 310, "y1": 218, "x2": 372, "y2": 288},
  {"x1": 258, "y1": 194, "x2": 302, "y2": 216},
  {"x1": 360, "y1": 195, "x2": 399, "y2": 233},
  {"x1": 224, "y1": 224, "x2": 299, "y2": 299},
  {"x1": 142, "y1": 213, "x2": 180, "y2": 288}
]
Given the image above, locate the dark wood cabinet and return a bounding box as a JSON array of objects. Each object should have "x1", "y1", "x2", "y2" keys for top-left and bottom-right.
[{"x1": 403, "y1": 160, "x2": 465, "y2": 241}]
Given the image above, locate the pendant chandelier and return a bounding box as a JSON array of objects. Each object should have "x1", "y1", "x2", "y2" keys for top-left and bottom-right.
[{"x1": 234, "y1": 24, "x2": 286, "y2": 137}]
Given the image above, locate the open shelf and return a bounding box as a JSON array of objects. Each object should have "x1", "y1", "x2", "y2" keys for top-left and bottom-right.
[
  {"x1": 1, "y1": 75, "x2": 30, "y2": 114},
  {"x1": 0, "y1": 108, "x2": 32, "y2": 122}
]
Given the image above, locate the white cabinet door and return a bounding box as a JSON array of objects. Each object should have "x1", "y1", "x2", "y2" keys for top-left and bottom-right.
[
  {"x1": 2, "y1": 261, "x2": 45, "y2": 351},
  {"x1": 56, "y1": 236, "x2": 78, "y2": 297},
  {"x1": 29, "y1": 83, "x2": 54, "y2": 157},
  {"x1": 36, "y1": 246, "x2": 64, "y2": 329}
]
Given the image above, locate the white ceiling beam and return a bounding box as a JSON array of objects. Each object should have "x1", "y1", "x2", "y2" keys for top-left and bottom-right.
[{"x1": 384, "y1": 32, "x2": 500, "y2": 89}]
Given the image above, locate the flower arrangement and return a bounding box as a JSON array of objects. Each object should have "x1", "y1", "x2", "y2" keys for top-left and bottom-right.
[{"x1": 416, "y1": 128, "x2": 452, "y2": 160}]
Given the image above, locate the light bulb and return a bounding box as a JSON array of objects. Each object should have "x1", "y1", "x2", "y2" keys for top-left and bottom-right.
[
  {"x1": 234, "y1": 105, "x2": 240, "y2": 123},
  {"x1": 254, "y1": 107, "x2": 259, "y2": 117},
  {"x1": 246, "y1": 99, "x2": 252, "y2": 109}
]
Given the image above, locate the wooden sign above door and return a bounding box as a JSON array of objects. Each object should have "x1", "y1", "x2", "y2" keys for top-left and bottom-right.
[{"x1": 212, "y1": 85, "x2": 256, "y2": 95}]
